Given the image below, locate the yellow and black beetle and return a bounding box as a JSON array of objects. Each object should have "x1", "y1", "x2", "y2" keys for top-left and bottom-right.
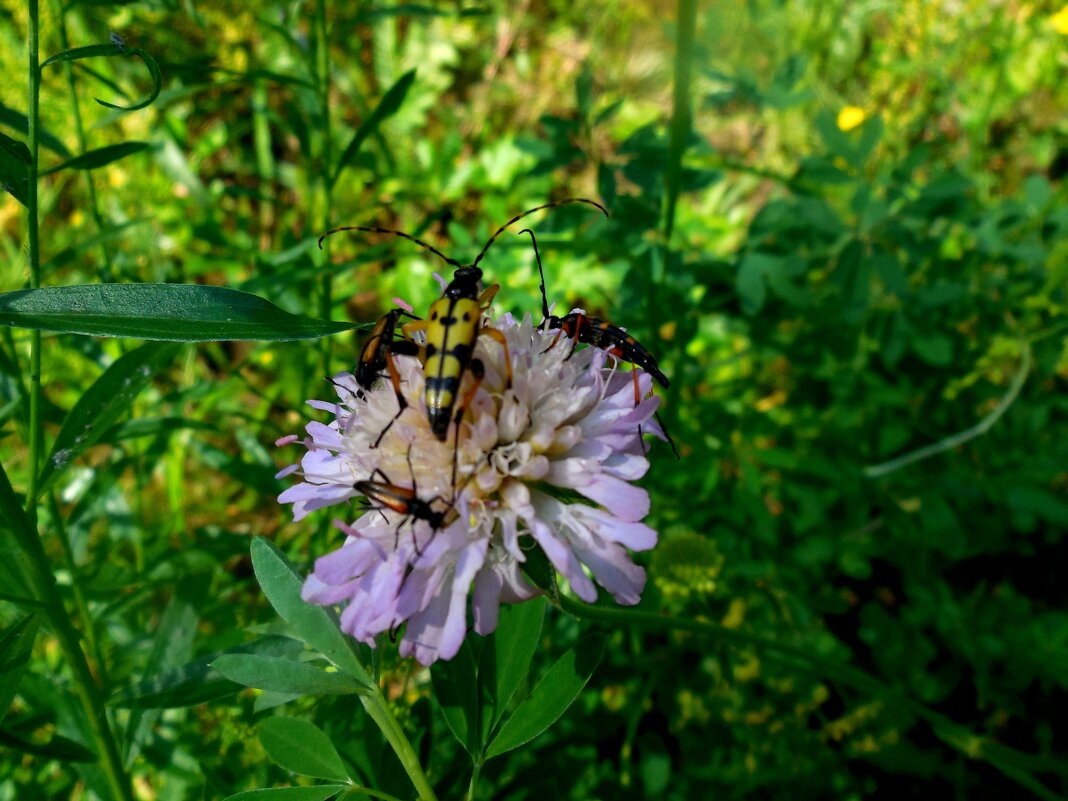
[{"x1": 320, "y1": 198, "x2": 608, "y2": 450}]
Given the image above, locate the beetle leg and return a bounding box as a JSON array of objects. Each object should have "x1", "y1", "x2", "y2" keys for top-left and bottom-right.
[{"x1": 372, "y1": 339, "x2": 423, "y2": 449}]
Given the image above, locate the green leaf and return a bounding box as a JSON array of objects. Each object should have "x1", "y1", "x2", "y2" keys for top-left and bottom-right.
[
  {"x1": 332, "y1": 69, "x2": 417, "y2": 189},
  {"x1": 485, "y1": 632, "x2": 605, "y2": 759},
  {"x1": 0, "y1": 131, "x2": 30, "y2": 164},
  {"x1": 221, "y1": 787, "x2": 347, "y2": 801},
  {"x1": 430, "y1": 640, "x2": 478, "y2": 755},
  {"x1": 480, "y1": 598, "x2": 545, "y2": 737},
  {"x1": 212, "y1": 655, "x2": 367, "y2": 697},
  {"x1": 0, "y1": 284, "x2": 360, "y2": 341},
  {"x1": 0, "y1": 614, "x2": 42, "y2": 724},
  {"x1": 40, "y1": 44, "x2": 162, "y2": 112},
  {"x1": 41, "y1": 219, "x2": 150, "y2": 272},
  {"x1": 0, "y1": 727, "x2": 96, "y2": 763},
  {"x1": 101, "y1": 416, "x2": 215, "y2": 444},
  {"x1": 0, "y1": 130, "x2": 30, "y2": 206},
  {"x1": 0, "y1": 101, "x2": 72, "y2": 157},
  {"x1": 40, "y1": 141, "x2": 152, "y2": 176},
  {"x1": 109, "y1": 636, "x2": 303, "y2": 709},
  {"x1": 250, "y1": 538, "x2": 371, "y2": 685},
  {"x1": 736, "y1": 252, "x2": 778, "y2": 315},
  {"x1": 258, "y1": 717, "x2": 350, "y2": 782},
  {"x1": 37, "y1": 342, "x2": 180, "y2": 497},
  {"x1": 124, "y1": 589, "x2": 198, "y2": 762},
  {"x1": 0, "y1": 462, "x2": 39, "y2": 604}
]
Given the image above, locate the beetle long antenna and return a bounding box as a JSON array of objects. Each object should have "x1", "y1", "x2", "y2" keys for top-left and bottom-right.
[
  {"x1": 318, "y1": 225, "x2": 462, "y2": 269},
  {"x1": 517, "y1": 228, "x2": 551, "y2": 321},
  {"x1": 470, "y1": 197, "x2": 609, "y2": 271}
]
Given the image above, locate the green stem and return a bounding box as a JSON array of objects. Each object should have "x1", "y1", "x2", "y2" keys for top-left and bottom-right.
[
  {"x1": 26, "y1": 1, "x2": 42, "y2": 523},
  {"x1": 48, "y1": 491, "x2": 109, "y2": 688},
  {"x1": 359, "y1": 690, "x2": 438, "y2": 801},
  {"x1": 560, "y1": 597, "x2": 1065, "y2": 801},
  {"x1": 52, "y1": 0, "x2": 115, "y2": 281},
  {"x1": 316, "y1": 0, "x2": 334, "y2": 375},
  {"x1": 661, "y1": 0, "x2": 697, "y2": 243},
  {"x1": 23, "y1": 7, "x2": 132, "y2": 800},
  {"x1": 8, "y1": 503, "x2": 133, "y2": 801},
  {"x1": 465, "y1": 760, "x2": 482, "y2": 801}
]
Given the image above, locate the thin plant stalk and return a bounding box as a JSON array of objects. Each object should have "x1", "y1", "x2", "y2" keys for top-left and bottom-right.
[
  {"x1": 23, "y1": 6, "x2": 132, "y2": 799},
  {"x1": 316, "y1": 0, "x2": 334, "y2": 375},
  {"x1": 51, "y1": 0, "x2": 116, "y2": 280},
  {"x1": 360, "y1": 690, "x2": 438, "y2": 801},
  {"x1": 26, "y1": 0, "x2": 42, "y2": 520},
  {"x1": 662, "y1": 0, "x2": 697, "y2": 243}
]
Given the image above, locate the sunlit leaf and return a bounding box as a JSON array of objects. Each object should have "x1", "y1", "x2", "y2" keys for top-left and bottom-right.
[
  {"x1": 212, "y1": 655, "x2": 367, "y2": 697},
  {"x1": 0, "y1": 284, "x2": 360, "y2": 341},
  {"x1": 332, "y1": 69, "x2": 417, "y2": 189},
  {"x1": 250, "y1": 538, "x2": 371, "y2": 684}
]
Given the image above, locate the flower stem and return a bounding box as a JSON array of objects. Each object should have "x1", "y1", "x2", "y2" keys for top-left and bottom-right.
[
  {"x1": 23, "y1": 7, "x2": 132, "y2": 800},
  {"x1": 661, "y1": 0, "x2": 697, "y2": 243},
  {"x1": 26, "y1": 0, "x2": 42, "y2": 523},
  {"x1": 465, "y1": 760, "x2": 482, "y2": 801},
  {"x1": 316, "y1": 0, "x2": 334, "y2": 376},
  {"x1": 359, "y1": 690, "x2": 438, "y2": 801},
  {"x1": 51, "y1": 0, "x2": 115, "y2": 280}
]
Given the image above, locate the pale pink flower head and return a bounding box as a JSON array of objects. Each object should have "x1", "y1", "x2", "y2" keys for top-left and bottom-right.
[{"x1": 278, "y1": 306, "x2": 665, "y2": 664}]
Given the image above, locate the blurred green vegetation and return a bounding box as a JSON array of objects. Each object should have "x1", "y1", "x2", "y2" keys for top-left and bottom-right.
[{"x1": 2, "y1": 0, "x2": 1067, "y2": 799}]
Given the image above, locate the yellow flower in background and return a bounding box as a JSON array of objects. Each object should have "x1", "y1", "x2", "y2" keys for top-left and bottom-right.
[
  {"x1": 837, "y1": 105, "x2": 867, "y2": 131},
  {"x1": 1051, "y1": 5, "x2": 1068, "y2": 34}
]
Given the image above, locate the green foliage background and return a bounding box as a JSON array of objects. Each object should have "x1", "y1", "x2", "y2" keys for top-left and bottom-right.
[{"x1": 1, "y1": 0, "x2": 1067, "y2": 799}]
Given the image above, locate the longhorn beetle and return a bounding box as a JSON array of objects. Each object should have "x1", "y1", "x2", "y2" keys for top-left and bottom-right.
[
  {"x1": 519, "y1": 227, "x2": 680, "y2": 459},
  {"x1": 354, "y1": 446, "x2": 453, "y2": 555},
  {"x1": 320, "y1": 198, "x2": 609, "y2": 482}
]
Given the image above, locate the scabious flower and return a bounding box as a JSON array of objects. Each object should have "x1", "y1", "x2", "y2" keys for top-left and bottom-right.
[{"x1": 277, "y1": 306, "x2": 664, "y2": 665}]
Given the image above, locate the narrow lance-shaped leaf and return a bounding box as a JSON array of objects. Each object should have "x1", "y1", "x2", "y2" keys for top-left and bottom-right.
[
  {"x1": 124, "y1": 589, "x2": 198, "y2": 763},
  {"x1": 40, "y1": 44, "x2": 162, "y2": 112},
  {"x1": 485, "y1": 632, "x2": 606, "y2": 759},
  {"x1": 0, "y1": 130, "x2": 30, "y2": 206},
  {"x1": 40, "y1": 141, "x2": 152, "y2": 176},
  {"x1": 37, "y1": 341, "x2": 180, "y2": 497},
  {"x1": 0, "y1": 461, "x2": 40, "y2": 603},
  {"x1": 479, "y1": 597, "x2": 545, "y2": 739},
  {"x1": 109, "y1": 636, "x2": 304, "y2": 709},
  {"x1": 220, "y1": 787, "x2": 347, "y2": 801},
  {"x1": 430, "y1": 640, "x2": 479, "y2": 755},
  {"x1": 212, "y1": 654, "x2": 367, "y2": 697},
  {"x1": 0, "y1": 284, "x2": 362, "y2": 342},
  {"x1": 332, "y1": 69, "x2": 417, "y2": 189},
  {"x1": 0, "y1": 728, "x2": 96, "y2": 763},
  {"x1": 0, "y1": 101, "x2": 72, "y2": 157},
  {"x1": 41, "y1": 219, "x2": 149, "y2": 272},
  {"x1": 250, "y1": 538, "x2": 371, "y2": 684},
  {"x1": 257, "y1": 717, "x2": 350, "y2": 782},
  {"x1": 0, "y1": 614, "x2": 42, "y2": 725}
]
